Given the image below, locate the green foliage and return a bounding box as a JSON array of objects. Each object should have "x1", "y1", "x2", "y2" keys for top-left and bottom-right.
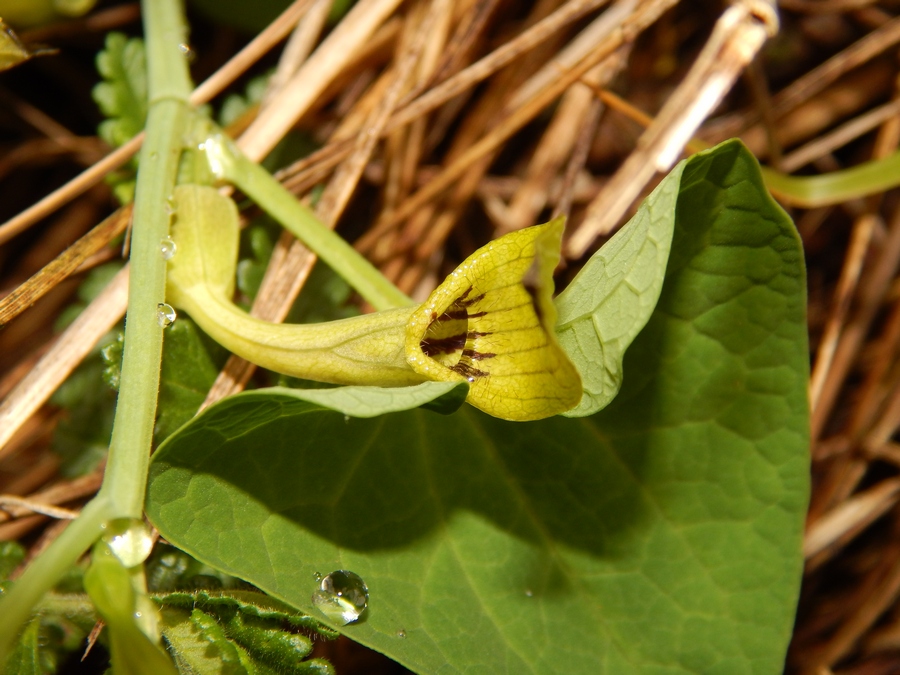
[
  {"x1": 94, "y1": 32, "x2": 147, "y2": 147},
  {"x1": 52, "y1": 346, "x2": 117, "y2": 478},
  {"x1": 236, "y1": 221, "x2": 277, "y2": 302},
  {"x1": 155, "y1": 318, "x2": 228, "y2": 443},
  {"x1": 51, "y1": 263, "x2": 125, "y2": 475},
  {"x1": 2, "y1": 553, "x2": 94, "y2": 675},
  {"x1": 92, "y1": 32, "x2": 148, "y2": 203},
  {"x1": 84, "y1": 547, "x2": 178, "y2": 675},
  {"x1": 556, "y1": 161, "x2": 676, "y2": 416},
  {"x1": 159, "y1": 593, "x2": 336, "y2": 675},
  {"x1": 0, "y1": 542, "x2": 25, "y2": 581},
  {"x1": 219, "y1": 72, "x2": 272, "y2": 129},
  {"x1": 146, "y1": 140, "x2": 809, "y2": 674}
]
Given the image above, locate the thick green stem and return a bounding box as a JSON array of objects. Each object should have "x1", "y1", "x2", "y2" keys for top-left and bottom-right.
[
  {"x1": 99, "y1": 0, "x2": 192, "y2": 516},
  {"x1": 0, "y1": 497, "x2": 112, "y2": 660}
]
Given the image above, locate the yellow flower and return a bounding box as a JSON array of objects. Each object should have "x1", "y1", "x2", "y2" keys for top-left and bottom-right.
[
  {"x1": 166, "y1": 185, "x2": 581, "y2": 421},
  {"x1": 405, "y1": 217, "x2": 581, "y2": 421}
]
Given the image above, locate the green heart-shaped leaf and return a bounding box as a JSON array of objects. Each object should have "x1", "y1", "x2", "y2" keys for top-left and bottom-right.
[{"x1": 147, "y1": 140, "x2": 809, "y2": 674}]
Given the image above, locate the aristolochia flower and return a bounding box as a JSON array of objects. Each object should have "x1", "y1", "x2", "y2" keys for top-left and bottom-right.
[{"x1": 165, "y1": 185, "x2": 581, "y2": 421}]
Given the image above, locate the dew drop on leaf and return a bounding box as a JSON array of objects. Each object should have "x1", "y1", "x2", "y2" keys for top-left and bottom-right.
[
  {"x1": 103, "y1": 518, "x2": 153, "y2": 568},
  {"x1": 157, "y1": 303, "x2": 176, "y2": 328},
  {"x1": 312, "y1": 570, "x2": 368, "y2": 625},
  {"x1": 160, "y1": 237, "x2": 177, "y2": 260},
  {"x1": 397, "y1": 629, "x2": 406, "y2": 638}
]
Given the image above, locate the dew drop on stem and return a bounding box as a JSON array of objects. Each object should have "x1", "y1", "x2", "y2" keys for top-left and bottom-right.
[
  {"x1": 103, "y1": 518, "x2": 154, "y2": 568},
  {"x1": 160, "y1": 237, "x2": 176, "y2": 260},
  {"x1": 157, "y1": 303, "x2": 176, "y2": 328}
]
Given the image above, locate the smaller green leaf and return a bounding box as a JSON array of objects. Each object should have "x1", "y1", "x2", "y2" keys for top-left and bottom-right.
[
  {"x1": 51, "y1": 354, "x2": 116, "y2": 477},
  {"x1": 225, "y1": 612, "x2": 313, "y2": 667},
  {"x1": 101, "y1": 333, "x2": 125, "y2": 391},
  {"x1": 156, "y1": 589, "x2": 336, "y2": 639},
  {"x1": 147, "y1": 543, "x2": 247, "y2": 593},
  {"x1": 555, "y1": 161, "x2": 679, "y2": 417},
  {"x1": 161, "y1": 606, "x2": 248, "y2": 675},
  {"x1": 219, "y1": 72, "x2": 272, "y2": 128},
  {"x1": 84, "y1": 549, "x2": 178, "y2": 675},
  {"x1": 156, "y1": 318, "x2": 227, "y2": 443},
  {"x1": 0, "y1": 542, "x2": 25, "y2": 581},
  {"x1": 4, "y1": 618, "x2": 42, "y2": 675},
  {"x1": 93, "y1": 32, "x2": 148, "y2": 149}
]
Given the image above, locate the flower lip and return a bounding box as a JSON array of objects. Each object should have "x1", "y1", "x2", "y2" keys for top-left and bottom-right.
[{"x1": 404, "y1": 217, "x2": 582, "y2": 421}]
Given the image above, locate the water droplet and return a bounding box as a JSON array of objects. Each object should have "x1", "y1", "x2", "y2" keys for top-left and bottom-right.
[
  {"x1": 103, "y1": 518, "x2": 153, "y2": 568},
  {"x1": 157, "y1": 303, "x2": 176, "y2": 328},
  {"x1": 178, "y1": 43, "x2": 196, "y2": 62},
  {"x1": 313, "y1": 571, "x2": 322, "y2": 582},
  {"x1": 467, "y1": 376, "x2": 475, "y2": 383},
  {"x1": 312, "y1": 570, "x2": 368, "y2": 625},
  {"x1": 524, "y1": 589, "x2": 534, "y2": 598},
  {"x1": 134, "y1": 611, "x2": 142, "y2": 618},
  {"x1": 396, "y1": 629, "x2": 406, "y2": 638},
  {"x1": 160, "y1": 237, "x2": 177, "y2": 260},
  {"x1": 344, "y1": 415, "x2": 350, "y2": 423},
  {"x1": 164, "y1": 196, "x2": 176, "y2": 215}
]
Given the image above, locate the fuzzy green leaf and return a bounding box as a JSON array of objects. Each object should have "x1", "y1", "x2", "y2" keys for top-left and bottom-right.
[
  {"x1": 147, "y1": 140, "x2": 809, "y2": 674},
  {"x1": 3, "y1": 618, "x2": 42, "y2": 675}
]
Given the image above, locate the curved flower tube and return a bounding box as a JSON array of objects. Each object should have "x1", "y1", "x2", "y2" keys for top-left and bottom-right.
[{"x1": 166, "y1": 185, "x2": 581, "y2": 420}]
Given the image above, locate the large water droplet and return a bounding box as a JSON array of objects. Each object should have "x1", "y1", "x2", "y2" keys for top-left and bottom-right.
[
  {"x1": 103, "y1": 518, "x2": 153, "y2": 568},
  {"x1": 312, "y1": 570, "x2": 368, "y2": 625},
  {"x1": 160, "y1": 237, "x2": 177, "y2": 260},
  {"x1": 157, "y1": 303, "x2": 176, "y2": 328}
]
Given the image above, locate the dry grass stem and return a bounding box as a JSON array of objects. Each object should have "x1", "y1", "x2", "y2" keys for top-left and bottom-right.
[
  {"x1": 0, "y1": 265, "x2": 128, "y2": 457},
  {"x1": 567, "y1": 0, "x2": 775, "y2": 256}
]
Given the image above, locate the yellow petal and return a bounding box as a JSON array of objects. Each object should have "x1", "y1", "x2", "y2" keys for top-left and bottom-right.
[{"x1": 405, "y1": 217, "x2": 581, "y2": 421}]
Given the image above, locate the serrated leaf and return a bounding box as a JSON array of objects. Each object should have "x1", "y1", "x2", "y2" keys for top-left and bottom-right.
[
  {"x1": 555, "y1": 160, "x2": 677, "y2": 417},
  {"x1": 147, "y1": 140, "x2": 809, "y2": 675},
  {"x1": 156, "y1": 589, "x2": 336, "y2": 638},
  {"x1": 93, "y1": 32, "x2": 147, "y2": 148},
  {"x1": 4, "y1": 618, "x2": 42, "y2": 675},
  {"x1": 161, "y1": 607, "x2": 247, "y2": 675}
]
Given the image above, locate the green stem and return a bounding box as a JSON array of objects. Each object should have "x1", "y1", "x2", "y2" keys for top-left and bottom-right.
[
  {"x1": 99, "y1": 0, "x2": 191, "y2": 516},
  {"x1": 761, "y1": 152, "x2": 900, "y2": 208},
  {"x1": 0, "y1": 497, "x2": 112, "y2": 660},
  {"x1": 0, "y1": 0, "x2": 193, "y2": 664},
  {"x1": 202, "y1": 133, "x2": 414, "y2": 311}
]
